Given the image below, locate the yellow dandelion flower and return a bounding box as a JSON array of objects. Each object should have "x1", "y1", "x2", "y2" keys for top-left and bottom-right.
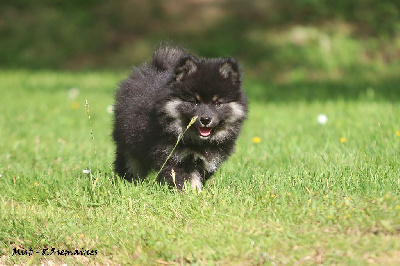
[
  {"x1": 71, "y1": 101, "x2": 80, "y2": 109},
  {"x1": 396, "y1": 131, "x2": 400, "y2": 137},
  {"x1": 340, "y1": 137, "x2": 347, "y2": 143},
  {"x1": 33, "y1": 182, "x2": 39, "y2": 187},
  {"x1": 252, "y1": 137, "x2": 261, "y2": 143},
  {"x1": 395, "y1": 205, "x2": 400, "y2": 210}
]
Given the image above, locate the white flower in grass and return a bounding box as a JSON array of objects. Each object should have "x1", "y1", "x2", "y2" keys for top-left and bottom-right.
[
  {"x1": 317, "y1": 114, "x2": 328, "y2": 125},
  {"x1": 68, "y1": 88, "x2": 80, "y2": 100},
  {"x1": 107, "y1": 105, "x2": 114, "y2": 114},
  {"x1": 82, "y1": 169, "x2": 90, "y2": 174}
]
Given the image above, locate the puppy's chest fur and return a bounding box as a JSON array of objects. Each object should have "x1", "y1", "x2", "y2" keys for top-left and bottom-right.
[{"x1": 172, "y1": 146, "x2": 222, "y2": 174}]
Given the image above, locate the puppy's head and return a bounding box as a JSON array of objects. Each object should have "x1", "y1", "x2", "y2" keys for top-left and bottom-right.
[{"x1": 164, "y1": 55, "x2": 247, "y2": 143}]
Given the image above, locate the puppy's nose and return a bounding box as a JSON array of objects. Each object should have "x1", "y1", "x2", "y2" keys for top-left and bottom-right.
[{"x1": 200, "y1": 117, "x2": 211, "y2": 126}]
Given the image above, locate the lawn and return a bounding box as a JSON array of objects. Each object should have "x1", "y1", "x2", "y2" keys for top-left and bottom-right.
[{"x1": 0, "y1": 70, "x2": 399, "y2": 264}]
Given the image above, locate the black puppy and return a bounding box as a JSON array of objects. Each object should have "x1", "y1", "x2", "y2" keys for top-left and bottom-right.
[{"x1": 113, "y1": 45, "x2": 248, "y2": 190}]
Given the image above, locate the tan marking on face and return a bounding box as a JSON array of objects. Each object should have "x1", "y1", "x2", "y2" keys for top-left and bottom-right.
[
  {"x1": 195, "y1": 93, "x2": 202, "y2": 102},
  {"x1": 227, "y1": 102, "x2": 246, "y2": 122},
  {"x1": 164, "y1": 99, "x2": 184, "y2": 134}
]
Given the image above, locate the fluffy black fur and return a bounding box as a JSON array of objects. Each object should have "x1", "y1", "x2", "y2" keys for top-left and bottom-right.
[{"x1": 113, "y1": 45, "x2": 248, "y2": 190}]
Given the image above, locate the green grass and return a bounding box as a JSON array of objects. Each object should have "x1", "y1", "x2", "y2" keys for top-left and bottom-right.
[{"x1": 0, "y1": 70, "x2": 399, "y2": 264}]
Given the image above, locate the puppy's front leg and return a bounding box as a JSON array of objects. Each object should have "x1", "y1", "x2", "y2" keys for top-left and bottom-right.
[{"x1": 158, "y1": 166, "x2": 203, "y2": 191}]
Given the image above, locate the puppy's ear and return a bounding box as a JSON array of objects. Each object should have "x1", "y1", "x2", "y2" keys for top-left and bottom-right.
[
  {"x1": 219, "y1": 58, "x2": 241, "y2": 84},
  {"x1": 175, "y1": 55, "x2": 198, "y2": 81}
]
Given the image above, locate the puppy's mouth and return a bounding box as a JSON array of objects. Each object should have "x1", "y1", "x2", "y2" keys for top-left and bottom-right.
[{"x1": 198, "y1": 127, "x2": 212, "y2": 138}]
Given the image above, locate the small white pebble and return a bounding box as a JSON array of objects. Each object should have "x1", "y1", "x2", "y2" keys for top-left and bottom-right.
[{"x1": 82, "y1": 169, "x2": 90, "y2": 174}]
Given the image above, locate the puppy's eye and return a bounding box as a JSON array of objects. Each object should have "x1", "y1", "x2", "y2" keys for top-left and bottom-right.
[
  {"x1": 184, "y1": 99, "x2": 199, "y2": 106},
  {"x1": 214, "y1": 100, "x2": 221, "y2": 107},
  {"x1": 181, "y1": 95, "x2": 199, "y2": 105},
  {"x1": 186, "y1": 98, "x2": 199, "y2": 105}
]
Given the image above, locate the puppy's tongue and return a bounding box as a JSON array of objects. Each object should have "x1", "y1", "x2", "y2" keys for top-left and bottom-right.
[{"x1": 198, "y1": 127, "x2": 212, "y2": 137}]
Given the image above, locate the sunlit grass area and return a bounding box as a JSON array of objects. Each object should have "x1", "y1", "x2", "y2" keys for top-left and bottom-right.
[{"x1": 0, "y1": 70, "x2": 399, "y2": 264}]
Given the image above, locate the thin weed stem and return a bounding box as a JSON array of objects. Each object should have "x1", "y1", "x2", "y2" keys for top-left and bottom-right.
[
  {"x1": 84, "y1": 99, "x2": 99, "y2": 190},
  {"x1": 157, "y1": 116, "x2": 198, "y2": 176}
]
